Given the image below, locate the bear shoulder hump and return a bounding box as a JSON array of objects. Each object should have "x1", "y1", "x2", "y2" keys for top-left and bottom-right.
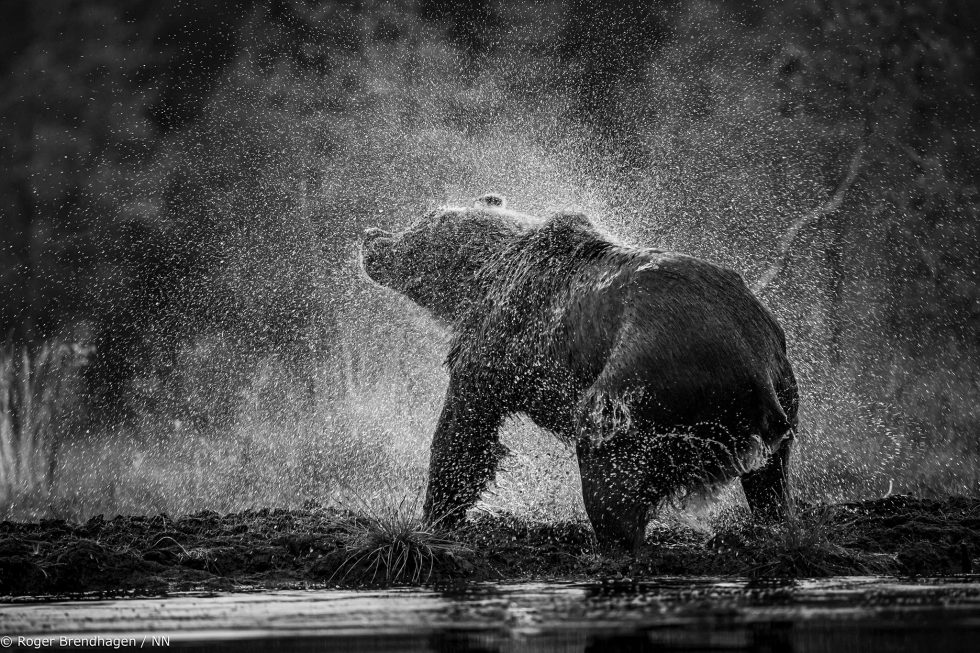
[
  {"x1": 546, "y1": 211, "x2": 595, "y2": 232},
  {"x1": 635, "y1": 252, "x2": 745, "y2": 287}
]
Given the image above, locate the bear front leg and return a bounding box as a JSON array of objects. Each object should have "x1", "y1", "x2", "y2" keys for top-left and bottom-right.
[
  {"x1": 422, "y1": 374, "x2": 505, "y2": 529},
  {"x1": 741, "y1": 438, "x2": 794, "y2": 521}
]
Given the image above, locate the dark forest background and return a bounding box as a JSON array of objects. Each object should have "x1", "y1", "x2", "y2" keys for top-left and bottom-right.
[{"x1": 1, "y1": 0, "x2": 978, "y2": 518}]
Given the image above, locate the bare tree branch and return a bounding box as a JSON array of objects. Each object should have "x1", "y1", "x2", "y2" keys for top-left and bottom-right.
[{"x1": 751, "y1": 143, "x2": 867, "y2": 294}]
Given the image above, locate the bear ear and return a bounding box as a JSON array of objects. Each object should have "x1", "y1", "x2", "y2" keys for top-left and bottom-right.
[
  {"x1": 475, "y1": 193, "x2": 506, "y2": 209},
  {"x1": 547, "y1": 211, "x2": 595, "y2": 232}
]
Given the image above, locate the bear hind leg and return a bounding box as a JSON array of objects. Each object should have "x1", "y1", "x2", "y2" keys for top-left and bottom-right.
[
  {"x1": 741, "y1": 438, "x2": 794, "y2": 521},
  {"x1": 577, "y1": 438, "x2": 655, "y2": 555}
]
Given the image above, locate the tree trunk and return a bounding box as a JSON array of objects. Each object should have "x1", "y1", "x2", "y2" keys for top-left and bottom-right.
[{"x1": 11, "y1": 179, "x2": 37, "y2": 345}]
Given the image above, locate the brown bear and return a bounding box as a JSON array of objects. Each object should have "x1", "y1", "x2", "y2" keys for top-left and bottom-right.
[{"x1": 361, "y1": 194, "x2": 798, "y2": 552}]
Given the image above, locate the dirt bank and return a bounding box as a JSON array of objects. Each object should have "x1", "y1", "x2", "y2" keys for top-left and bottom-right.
[{"x1": 1, "y1": 496, "x2": 977, "y2": 597}]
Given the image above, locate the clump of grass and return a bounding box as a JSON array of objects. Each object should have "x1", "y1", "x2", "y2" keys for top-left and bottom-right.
[
  {"x1": 712, "y1": 507, "x2": 898, "y2": 577},
  {"x1": 331, "y1": 493, "x2": 471, "y2": 586},
  {"x1": 0, "y1": 340, "x2": 84, "y2": 509}
]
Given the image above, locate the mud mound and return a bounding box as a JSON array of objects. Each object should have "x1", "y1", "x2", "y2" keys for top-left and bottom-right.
[
  {"x1": 1, "y1": 496, "x2": 977, "y2": 597},
  {"x1": 836, "y1": 496, "x2": 980, "y2": 574}
]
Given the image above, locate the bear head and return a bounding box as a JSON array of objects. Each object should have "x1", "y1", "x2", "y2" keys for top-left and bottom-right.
[{"x1": 361, "y1": 194, "x2": 534, "y2": 321}]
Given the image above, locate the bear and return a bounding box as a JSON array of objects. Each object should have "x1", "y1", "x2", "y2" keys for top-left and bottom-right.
[{"x1": 360, "y1": 194, "x2": 798, "y2": 552}]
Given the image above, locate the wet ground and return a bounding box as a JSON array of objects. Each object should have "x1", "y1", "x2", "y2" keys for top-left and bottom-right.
[
  {"x1": 1, "y1": 495, "x2": 978, "y2": 596},
  {"x1": 3, "y1": 577, "x2": 980, "y2": 651}
]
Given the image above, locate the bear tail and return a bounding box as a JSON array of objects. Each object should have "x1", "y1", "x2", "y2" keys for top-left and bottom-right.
[{"x1": 757, "y1": 376, "x2": 792, "y2": 446}]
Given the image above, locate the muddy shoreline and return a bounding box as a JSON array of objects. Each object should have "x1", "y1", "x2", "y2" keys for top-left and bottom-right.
[{"x1": 1, "y1": 496, "x2": 978, "y2": 598}]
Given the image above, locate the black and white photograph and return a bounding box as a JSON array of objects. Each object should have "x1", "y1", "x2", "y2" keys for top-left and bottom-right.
[{"x1": 1, "y1": 0, "x2": 979, "y2": 651}]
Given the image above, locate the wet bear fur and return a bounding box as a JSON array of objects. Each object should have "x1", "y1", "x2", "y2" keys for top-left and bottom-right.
[{"x1": 361, "y1": 195, "x2": 798, "y2": 552}]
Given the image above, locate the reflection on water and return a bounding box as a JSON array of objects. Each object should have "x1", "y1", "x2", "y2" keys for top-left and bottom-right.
[
  {"x1": 157, "y1": 622, "x2": 980, "y2": 653},
  {"x1": 4, "y1": 577, "x2": 980, "y2": 652}
]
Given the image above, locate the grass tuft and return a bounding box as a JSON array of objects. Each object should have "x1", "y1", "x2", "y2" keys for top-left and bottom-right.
[
  {"x1": 710, "y1": 507, "x2": 898, "y2": 577},
  {"x1": 330, "y1": 493, "x2": 471, "y2": 586}
]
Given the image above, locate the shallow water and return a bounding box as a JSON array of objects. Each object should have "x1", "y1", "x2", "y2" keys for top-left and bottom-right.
[{"x1": 3, "y1": 577, "x2": 980, "y2": 652}]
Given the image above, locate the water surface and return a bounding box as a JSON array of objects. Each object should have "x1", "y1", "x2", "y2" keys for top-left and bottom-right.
[{"x1": 3, "y1": 577, "x2": 980, "y2": 651}]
